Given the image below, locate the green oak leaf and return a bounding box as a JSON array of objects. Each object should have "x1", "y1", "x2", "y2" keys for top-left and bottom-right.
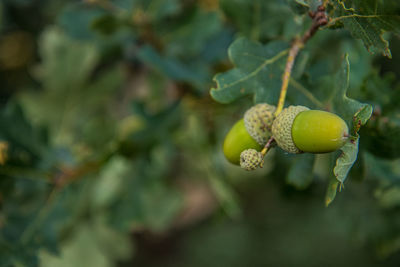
[
  {"x1": 210, "y1": 37, "x2": 289, "y2": 104},
  {"x1": 19, "y1": 27, "x2": 122, "y2": 147},
  {"x1": 137, "y1": 45, "x2": 209, "y2": 88},
  {"x1": 332, "y1": 54, "x2": 370, "y2": 125},
  {"x1": 219, "y1": 0, "x2": 304, "y2": 41},
  {"x1": 325, "y1": 177, "x2": 340, "y2": 207},
  {"x1": 331, "y1": 0, "x2": 400, "y2": 58},
  {"x1": 362, "y1": 114, "x2": 400, "y2": 159},
  {"x1": 133, "y1": 0, "x2": 181, "y2": 22},
  {"x1": 90, "y1": 14, "x2": 121, "y2": 36},
  {"x1": 58, "y1": 3, "x2": 106, "y2": 40},
  {"x1": 327, "y1": 105, "x2": 372, "y2": 206},
  {"x1": 333, "y1": 137, "x2": 359, "y2": 186},
  {"x1": 351, "y1": 104, "x2": 374, "y2": 136},
  {"x1": 333, "y1": 105, "x2": 372, "y2": 187},
  {"x1": 326, "y1": 55, "x2": 373, "y2": 205},
  {"x1": 40, "y1": 222, "x2": 132, "y2": 267}
]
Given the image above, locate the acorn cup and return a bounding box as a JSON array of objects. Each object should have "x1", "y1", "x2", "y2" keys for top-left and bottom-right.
[{"x1": 240, "y1": 149, "x2": 264, "y2": 171}]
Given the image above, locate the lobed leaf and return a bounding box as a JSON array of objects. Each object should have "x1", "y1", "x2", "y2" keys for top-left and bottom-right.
[
  {"x1": 331, "y1": 0, "x2": 400, "y2": 58},
  {"x1": 333, "y1": 137, "x2": 359, "y2": 186},
  {"x1": 333, "y1": 104, "x2": 372, "y2": 186},
  {"x1": 332, "y1": 54, "x2": 369, "y2": 124},
  {"x1": 220, "y1": 0, "x2": 304, "y2": 41},
  {"x1": 210, "y1": 37, "x2": 289, "y2": 104},
  {"x1": 137, "y1": 45, "x2": 209, "y2": 88},
  {"x1": 328, "y1": 55, "x2": 373, "y2": 203}
]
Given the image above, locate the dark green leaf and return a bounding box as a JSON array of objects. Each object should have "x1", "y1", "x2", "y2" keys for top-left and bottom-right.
[
  {"x1": 331, "y1": 0, "x2": 400, "y2": 58},
  {"x1": 40, "y1": 222, "x2": 132, "y2": 267},
  {"x1": 162, "y1": 10, "x2": 223, "y2": 59},
  {"x1": 134, "y1": 0, "x2": 181, "y2": 21},
  {"x1": 362, "y1": 115, "x2": 400, "y2": 159},
  {"x1": 137, "y1": 45, "x2": 209, "y2": 87},
  {"x1": 210, "y1": 37, "x2": 289, "y2": 104},
  {"x1": 90, "y1": 14, "x2": 121, "y2": 36},
  {"x1": 220, "y1": 0, "x2": 304, "y2": 40},
  {"x1": 58, "y1": 3, "x2": 106, "y2": 40}
]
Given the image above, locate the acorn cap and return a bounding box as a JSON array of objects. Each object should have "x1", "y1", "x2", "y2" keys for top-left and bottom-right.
[
  {"x1": 272, "y1": 105, "x2": 309, "y2": 154},
  {"x1": 240, "y1": 149, "x2": 264, "y2": 171},
  {"x1": 244, "y1": 104, "x2": 276, "y2": 146}
]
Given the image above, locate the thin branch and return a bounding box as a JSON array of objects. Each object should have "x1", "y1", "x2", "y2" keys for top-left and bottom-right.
[
  {"x1": 261, "y1": 137, "x2": 275, "y2": 156},
  {"x1": 275, "y1": 39, "x2": 303, "y2": 116},
  {"x1": 274, "y1": 5, "x2": 328, "y2": 117}
]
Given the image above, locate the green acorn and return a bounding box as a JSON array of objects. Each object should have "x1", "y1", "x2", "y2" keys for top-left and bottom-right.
[
  {"x1": 223, "y1": 104, "x2": 276, "y2": 165},
  {"x1": 223, "y1": 119, "x2": 262, "y2": 165},
  {"x1": 240, "y1": 149, "x2": 264, "y2": 171},
  {"x1": 272, "y1": 105, "x2": 349, "y2": 154}
]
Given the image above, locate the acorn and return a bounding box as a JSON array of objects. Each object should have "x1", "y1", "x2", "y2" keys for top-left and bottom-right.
[
  {"x1": 223, "y1": 119, "x2": 262, "y2": 165},
  {"x1": 223, "y1": 104, "x2": 276, "y2": 165},
  {"x1": 272, "y1": 105, "x2": 349, "y2": 154},
  {"x1": 240, "y1": 149, "x2": 264, "y2": 171}
]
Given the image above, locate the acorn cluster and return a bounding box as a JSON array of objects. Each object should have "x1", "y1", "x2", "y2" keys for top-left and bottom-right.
[{"x1": 223, "y1": 104, "x2": 349, "y2": 171}]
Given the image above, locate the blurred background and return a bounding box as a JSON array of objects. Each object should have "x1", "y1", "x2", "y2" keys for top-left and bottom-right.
[{"x1": 1, "y1": 0, "x2": 400, "y2": 266}]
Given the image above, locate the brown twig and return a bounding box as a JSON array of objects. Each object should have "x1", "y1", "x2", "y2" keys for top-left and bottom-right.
[{"x1": 261, "y1": 137, "x2": 275, "y2": 156}]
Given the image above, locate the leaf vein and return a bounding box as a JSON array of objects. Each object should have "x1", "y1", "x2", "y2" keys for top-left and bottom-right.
[{"x1": 222, "y1": 49, "x2": 288, "y2": 89}]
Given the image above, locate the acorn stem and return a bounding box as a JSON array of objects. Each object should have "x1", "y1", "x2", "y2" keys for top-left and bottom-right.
[
  {"x1": 261, "y1": 137, "x2": 275, "y2": 156},
  {"x1": 274, "y1": 4, "x2": 328, "y2": 117},
  {"x1": 275, "y1": 38, "x2": 302, "y2": 116}
]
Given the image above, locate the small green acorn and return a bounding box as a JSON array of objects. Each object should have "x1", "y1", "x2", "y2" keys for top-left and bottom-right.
[
  {"x1": 272, "y1": 105, "x2": 349, "y2": 154},
  {"x1": 223, "y1": 103, "x2": 276, "y2": 165},
  {"x1": 240, "y1": 149, "x2": 264, "y2": 171},
  {"x1": 223, "y1": 119, "x2": 262, "y2": 165}
]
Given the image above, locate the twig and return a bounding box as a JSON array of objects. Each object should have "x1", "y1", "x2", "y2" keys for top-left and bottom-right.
[
  {"x1": 274, "y1": 5, "x2": 328, "y2": 117},
  {"x1": 261, "y1": 137, "x2": 275, "y2": 156},
  {"x1": 275, "y1": 39, "x2": 303, "y2": 116}
]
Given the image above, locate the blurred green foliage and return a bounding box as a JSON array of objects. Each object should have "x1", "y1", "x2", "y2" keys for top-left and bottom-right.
[{"x1": 0, "y1": 0, "x2": 400, "y2": 266}]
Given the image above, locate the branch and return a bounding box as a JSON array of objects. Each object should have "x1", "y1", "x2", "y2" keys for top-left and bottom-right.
[
  {"x1": 261, "y1": 137, "x2": 275, "y2": 156},
  {"x1": 274, "y1": 5, "x2": 328, "y2": 117},
  {"x1": 275, "y1": 39, "x2": 303, "y2": 116}
]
